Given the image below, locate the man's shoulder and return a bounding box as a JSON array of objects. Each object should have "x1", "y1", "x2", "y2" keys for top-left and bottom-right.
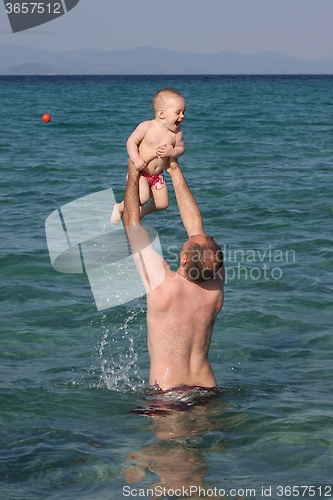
[
  {"x1": 213, "y1": 264, "x2": 225, "y2": 282},
  {"x1": 149, "y1": 263, "x2": 177, "y2": 291},
  {"x1": 162, "y1": 261, "x2": 177, "y2": 282},
  {"x1": 211, "y1": 268, "x2": 225, "y2": 290}
]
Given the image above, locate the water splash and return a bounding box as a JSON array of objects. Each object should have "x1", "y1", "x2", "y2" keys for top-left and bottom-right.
[{"x1": 97, "y1": 305, "x2": 146, "y2": 392}]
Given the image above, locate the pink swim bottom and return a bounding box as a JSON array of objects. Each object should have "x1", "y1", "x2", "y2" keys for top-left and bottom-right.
[{"x1": 141, "y1": 170, "x2": 164, "y2": 190}]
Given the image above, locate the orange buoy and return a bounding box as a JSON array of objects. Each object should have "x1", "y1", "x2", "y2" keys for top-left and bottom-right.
[{"x1": 42, "y1": 113, "x2": 51, "y2": 122}]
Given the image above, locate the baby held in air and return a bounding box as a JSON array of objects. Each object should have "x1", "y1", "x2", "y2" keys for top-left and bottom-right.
[{"x1": 111, "y1": 88, "x2": 185, "y2": 223}]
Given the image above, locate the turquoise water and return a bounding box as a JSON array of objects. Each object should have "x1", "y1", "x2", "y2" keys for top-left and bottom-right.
[{"x1": 1, "y1": 75, "x2": 332, "y2": 499}]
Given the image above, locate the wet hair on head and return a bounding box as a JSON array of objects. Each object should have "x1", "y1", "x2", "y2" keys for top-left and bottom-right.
[
  {"x1": 152, "y1": 88, "x2": 183, "y2": 114},
  {"x1": 182, "y1": 236, "x2": 224, "y2": 283}
]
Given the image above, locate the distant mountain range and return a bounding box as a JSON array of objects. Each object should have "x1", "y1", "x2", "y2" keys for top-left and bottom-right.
[{"x1": 1, "y1": 44, "x2": 333, "y2": 75}]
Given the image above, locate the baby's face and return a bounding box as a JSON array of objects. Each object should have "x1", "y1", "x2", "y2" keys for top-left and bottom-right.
[{"x1": 162, "y1": 96, "x2": 186, "y2": 132}]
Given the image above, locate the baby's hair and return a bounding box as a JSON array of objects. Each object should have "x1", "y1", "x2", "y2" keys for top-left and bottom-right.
[{"x1": 152, "y1": 88, "x2": 183, "y2": 114}]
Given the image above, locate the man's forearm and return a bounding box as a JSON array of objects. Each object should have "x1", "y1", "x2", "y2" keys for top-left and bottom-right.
[
  {"x1": 123, "y1": 162, "x2": 141, "y2": 228},
  {"x1": 168, "y1": 162, "x2": 204, "y2": 237}
]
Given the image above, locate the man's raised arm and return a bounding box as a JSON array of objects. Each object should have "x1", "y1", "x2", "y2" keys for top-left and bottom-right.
[
  {"x1": 123, "y1": 160, "x2": 165, "y2": 292},
  {"x1": 166, "y1": 159, "x2": 205, "y2": 237},
  {"x1": 123, "y1": 159, "x2": 142, "y2": 228}
]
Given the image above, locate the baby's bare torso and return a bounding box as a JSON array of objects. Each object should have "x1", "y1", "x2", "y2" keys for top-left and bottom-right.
[{"x1": 139, "y1": 121, "x2": 177, "y2": 174}]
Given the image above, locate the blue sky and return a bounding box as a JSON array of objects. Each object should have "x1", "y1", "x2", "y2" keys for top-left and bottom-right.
[{"x1": 1, "y1": 0, "x2": 333, "y2": 59}]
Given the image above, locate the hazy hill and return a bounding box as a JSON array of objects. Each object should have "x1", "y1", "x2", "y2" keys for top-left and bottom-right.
[
  {"x1": 2, "y1": 63, "x2": 58, "y2": 75},
  {"x1": 1, "y1": 44, "x2": 332, "y2": 75}
]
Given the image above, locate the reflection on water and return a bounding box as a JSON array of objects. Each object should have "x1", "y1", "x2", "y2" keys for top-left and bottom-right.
[{"x1": 123, "y1": 388, "x2": 245, "y2": 499}]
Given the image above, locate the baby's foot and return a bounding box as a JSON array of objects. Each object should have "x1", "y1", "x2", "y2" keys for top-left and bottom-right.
[{"x1": 111, "y1": 203, "x2": 123, "y2": 225}]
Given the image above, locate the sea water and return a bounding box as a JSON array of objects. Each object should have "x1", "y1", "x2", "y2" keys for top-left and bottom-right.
[{"x1": 1, "y1": 75, "x2": 332, "y2": 499}]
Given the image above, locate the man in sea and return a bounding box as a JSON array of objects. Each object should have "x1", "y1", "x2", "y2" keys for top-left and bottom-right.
[{"x1": 123, "y1": 158, "x2": 224, "y2": 391}]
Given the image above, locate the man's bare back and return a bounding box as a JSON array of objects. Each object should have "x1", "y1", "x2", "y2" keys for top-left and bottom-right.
[{"x1": 147, "y1": 257, "x2": 224, "y2": 390}]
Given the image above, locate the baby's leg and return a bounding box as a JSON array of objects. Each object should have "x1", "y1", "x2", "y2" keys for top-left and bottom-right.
[
  {"x1": 140, "y1": 182, "x2": 169, "y2": 219},
  {"x1": 111, "y1": 200, "x2": 124, "y2": 224},
  {"x1": 111, "y1": 174, "x2": 150, "y2": 224},
  {"x1": 138, "y1": 174, "x2": 150, "y2": 206}
]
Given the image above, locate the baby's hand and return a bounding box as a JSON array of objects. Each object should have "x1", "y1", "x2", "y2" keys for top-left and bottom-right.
[
  {"x1": 156, "y1": 144, "x2": 174, "y2": 158},
  {"x1": 133, "y1": 158, "x2": 147, "y2": 171}
]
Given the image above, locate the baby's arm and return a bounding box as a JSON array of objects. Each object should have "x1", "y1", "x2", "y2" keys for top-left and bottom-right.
[
  {"x1": 156, "y1": 130, "x2": 185, "y2": 159},
  {"x1": 127, "y1": 121, "x2": 150, "y2": 171}
]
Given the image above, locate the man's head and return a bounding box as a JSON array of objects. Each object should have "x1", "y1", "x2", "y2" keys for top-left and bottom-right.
[{"x1": 178, "y1": 234, "x2": 224, "y2": 283}]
